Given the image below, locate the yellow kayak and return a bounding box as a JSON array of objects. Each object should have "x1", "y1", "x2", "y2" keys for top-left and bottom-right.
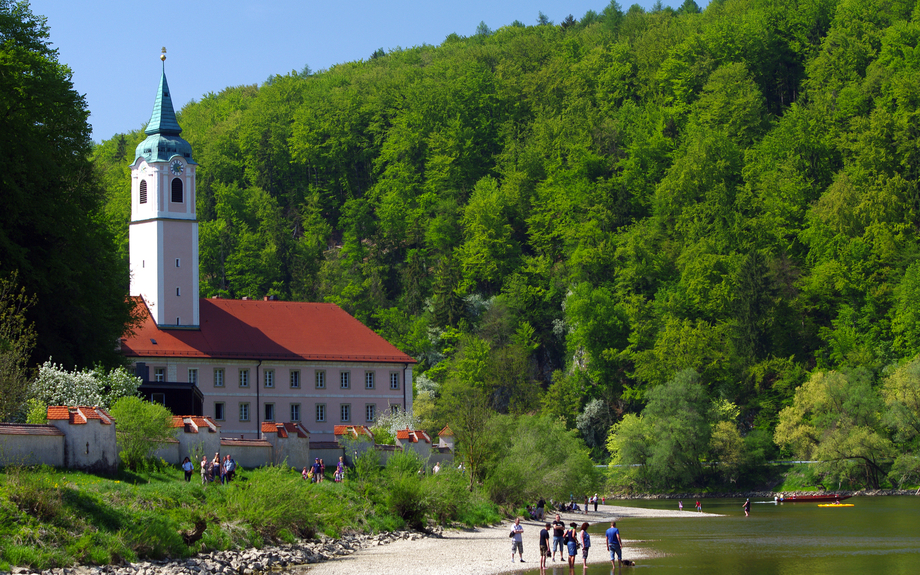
[{"x1": 818, "y1": 503, "x2": 854, "y2": 507}]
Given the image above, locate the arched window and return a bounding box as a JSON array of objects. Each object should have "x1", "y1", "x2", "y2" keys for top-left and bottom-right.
[
  {"x1": 171, "y1": 177, "x2": 183, "y2": 203},
  {"x1": 139, "y1": 180, "x2": 148, "y2": 204}
]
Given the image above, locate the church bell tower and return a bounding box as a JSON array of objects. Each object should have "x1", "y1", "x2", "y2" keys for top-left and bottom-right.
[{"x1": 129, "y1": 49, "x2": 199, "y2": 328}]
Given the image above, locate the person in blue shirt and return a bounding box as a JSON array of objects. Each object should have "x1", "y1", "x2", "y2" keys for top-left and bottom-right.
[{"x1": 606, "y1": 520, "x2": 623, "y2": 568}]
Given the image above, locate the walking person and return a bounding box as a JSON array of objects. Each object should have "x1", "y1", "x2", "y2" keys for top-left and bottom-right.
[
  {"x1": 679, "y1": 500, "x2": 683, "y2": 511},
  {"x1": 552, "y1": 513, "x2": 566, "y2": 562},
  {"x1": 743, "y1": 498, "x2": 751, "y2": 517},
  {"x1": 181, "y1": 456, "x2": 194, "y2": 482},
  {"x1": 579, "y1": 522, "x2": 591, "y2": 570},
  {"x1": 539, "y1": 522, "x2": 551, "y2": 571},
  {"x1": 695, "y1": 500, "x2": 702, "y2": 512},
  {"x1": 606, "y1": 520, "x2": 623, "y2": 569},
  {"x1": 200, "y1": 455, "x2": 209, "y2": 485},
  {"x1": 510, "y1": 517, "x2": 525, "y2": 563}
]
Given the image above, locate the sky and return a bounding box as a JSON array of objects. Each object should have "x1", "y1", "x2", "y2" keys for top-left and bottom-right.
[{"x1": 30, "y1": 0, "x2": 692, "y2": 142}]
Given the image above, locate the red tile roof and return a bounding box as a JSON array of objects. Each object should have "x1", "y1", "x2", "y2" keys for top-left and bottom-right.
[
  {"x1": 46, "y1": 406, "x2": 69, "y2": 421},
  {"x1": 262, "y1": 422, "x2": 309, "y2": 439},
  {"x1": 438, "y1": 425, "x2": 454, "y2": 437},
  {"x1": 121, "y1": 298, "x2": 416, "y2": 363},
  {"x1": 395, "y1": 428, "x2": 431, "y2": 444},
  {"x1": 171, "y1": 416, "x2": 219, "y2": 433},
  {"x1": 333, "y1": 425, "x2": 372, "y2": 438},
  {"x1": 0, "y1": 423, "x2": 65, "y2": 436},
  {"x1": 46, "y1": 406, "x2": 113, "y2": 425}
]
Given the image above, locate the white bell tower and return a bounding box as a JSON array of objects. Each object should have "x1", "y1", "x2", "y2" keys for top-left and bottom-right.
[{"x1": 129, "y1": 49, "x2": 199, "y2": 328}]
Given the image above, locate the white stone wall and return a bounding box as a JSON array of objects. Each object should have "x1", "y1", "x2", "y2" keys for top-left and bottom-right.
[{"x1": 0, "y1": 432, "x2": 64, "y2": 467}]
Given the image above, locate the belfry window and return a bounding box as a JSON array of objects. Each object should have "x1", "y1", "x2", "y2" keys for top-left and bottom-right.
[
  {"x1": 139, "y1": 180, "x2": 148, "y2": 204},
  {"x1": 171, "y1": 177, "x2": 183, "y2": 203}
]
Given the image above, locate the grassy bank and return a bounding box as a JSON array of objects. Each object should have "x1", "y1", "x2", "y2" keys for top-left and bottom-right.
[{"x1": 0, "y1": 452, "x2": 499, "y2": 571}]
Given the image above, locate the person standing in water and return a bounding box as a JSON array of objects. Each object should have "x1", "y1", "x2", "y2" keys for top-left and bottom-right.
[
  {"x1": 606, "y1": 520, "x2": 623, "y2": 569},
  {"x1": 743, "y1": 498, "x2": 751, "y2": 516}
]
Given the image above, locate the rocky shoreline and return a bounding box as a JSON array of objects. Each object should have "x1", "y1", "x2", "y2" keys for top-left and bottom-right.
[{"x1": 4, "y1": 529, "x2": 443, "y2": 575}]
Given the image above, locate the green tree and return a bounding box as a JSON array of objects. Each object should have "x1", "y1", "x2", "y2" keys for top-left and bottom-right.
[
  {"x1": 607, "y1": 369, "x2": 714, "y2": 488},
  {"x1": 485, "y1": 414, "x2": 598, "y2": 504},
  {"x1": 775, "y1": 369, "x2": 895, "y2": 488},
  {"x1": 1, "y1": 0, "x2": 134, "y2": 367},
  {"x1": 0, "y1": 270, "x2": 35, "y2": 420},
  {"x1": 110, "y1": 396, "x2": 176, "y2": 471}
]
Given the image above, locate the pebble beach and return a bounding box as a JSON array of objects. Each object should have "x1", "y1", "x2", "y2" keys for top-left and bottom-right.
[{"x1": 304, "y1": 504, "x2": 719, "y2": 575}]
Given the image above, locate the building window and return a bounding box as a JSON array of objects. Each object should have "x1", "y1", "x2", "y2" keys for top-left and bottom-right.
[
  {"x1": 239, "y1": 402, "x2": 250, "y2": 422},
  {"x1": 154, "y1": 367, "x2": 165, "y2": 382},
  {"x1": 152, "y1": 393, "x2": 166, "y2": 405},
  {"x1": 365, "y1": 372, "x2": 375, "y2": 389},
  {"x1": 264, "y1": 369, "x2": 274, "y2": 388},
  {"x1": 214, "y1": 368, "x2": 224, "y2": 387},
  {"x1": 176, "y1": 258, "x2": 180, "y2": 267},
  {"x1": 315, "y1": 370, "x2": 326, "y2": 389},
  {"x1": 188, "y1": 368, "x2": 198, "y2": 385},
  {"x1": 340, "y1": 371, "x2": 350, "y2": 389},
  {"x1": 215, "y1": 402, "x2": 225, "y2": 421},
  {"x1": 365, "y1": 404, "x2": 376, "y2": 423},
  {"x1": 391, "y1": 404, "x2": 400, "y2": 415},
  {"x1": 139, "y1": 180, "x2": 147, "y2": 204},
  {"x1": 264, "y1": 403, "x2": 274, "y2": 422},
  {"x1": 340, "y1": 404, "x2": 350, "y2": 422},
  {"x1": 390, "y1": 372, "x2": 399, "y2": 390},
  {"x1": 290, "y1": 370, "x2": 300, "y2": 388},
  {"x1": 316, "y1": 404, "x2": 325, "y2": 422},
  {"x1": 239, "y1": 369, "x2": 249, "y2": 388},
  {"x1": 176, "y1": 287, "x2": 181, "y2": 296},
  {"x1": 171, "y1": 177, "x2": 183, "y2": 203},
  {"x1": 291, "y1": 404, "x2": 300, "y2": 421}
]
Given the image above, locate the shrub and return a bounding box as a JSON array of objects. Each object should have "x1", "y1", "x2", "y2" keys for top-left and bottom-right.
[{"x1": 109, "y1": 397, "x2": 176, "y2": 471}]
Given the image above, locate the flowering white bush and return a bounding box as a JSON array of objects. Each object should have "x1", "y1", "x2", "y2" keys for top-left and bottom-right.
[
  {"x1": 371, "y1": 406, "x2": 419, "y2": 437},
  {"x1": 31, "y1": 360, "x2": 141, "y2": 409}
]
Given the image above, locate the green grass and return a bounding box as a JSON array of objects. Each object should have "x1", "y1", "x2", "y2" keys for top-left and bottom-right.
[{"x1": 0, "y1": 462, "x2": 500, "y2": 570}]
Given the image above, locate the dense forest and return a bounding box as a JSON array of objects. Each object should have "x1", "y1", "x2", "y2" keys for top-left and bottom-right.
[{"x1": 88, "y1": 0, "x2": 920, "y2": 488}]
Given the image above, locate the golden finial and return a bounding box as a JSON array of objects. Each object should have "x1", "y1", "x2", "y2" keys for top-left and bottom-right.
[{"x1": 160, "y1": 47, "x2": 167, "y2": 62}]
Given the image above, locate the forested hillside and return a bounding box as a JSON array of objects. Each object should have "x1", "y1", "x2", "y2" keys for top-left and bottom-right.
[{"x1": 94, "y1": 0, "x2": 920, "y2": 485}]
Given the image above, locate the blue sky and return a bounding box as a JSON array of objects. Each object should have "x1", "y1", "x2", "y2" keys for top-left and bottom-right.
[{"x1": 30, "y1": 1, "x2": 699, "y2": 142}]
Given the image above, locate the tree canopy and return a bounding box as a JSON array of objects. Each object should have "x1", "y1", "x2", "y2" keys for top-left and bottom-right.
[
  {"x1": 1, "y1": 0, "x2": 135, "y2": 371},
  {"x1": 83, "y1": 0, "x2": 920, "y2": 487}
]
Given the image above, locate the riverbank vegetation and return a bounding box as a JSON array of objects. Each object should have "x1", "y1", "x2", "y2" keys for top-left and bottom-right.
[{"x1": 0, "y1": 451, "x2": 500, "y2": 571}]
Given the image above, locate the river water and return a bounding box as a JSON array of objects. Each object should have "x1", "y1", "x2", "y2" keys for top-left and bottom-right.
[{"x1": 521, "y1": 496, "x2": 920, "y2": 575}]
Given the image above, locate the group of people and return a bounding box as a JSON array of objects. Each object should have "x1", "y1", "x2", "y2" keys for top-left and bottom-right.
[
  {"x1": 302, "y1": 456, "x2": 347, "y2": 483},
  {"x1": 531, "y1": 494, "x2": 606, "y2": 518},
  {"x1": 180, "y1": 453, "x2": 236, "y2": 484},
  {"x1": 677, "y1": 500, "x2": 704, "y2": 512},
  {"x1": 511, "y1": 514, "x2": 625, "y2": 573}
]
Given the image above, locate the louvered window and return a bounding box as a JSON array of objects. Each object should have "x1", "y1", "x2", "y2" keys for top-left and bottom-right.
[{"x1": 139, "y1": 180, "x2": 148, "y2": 204}]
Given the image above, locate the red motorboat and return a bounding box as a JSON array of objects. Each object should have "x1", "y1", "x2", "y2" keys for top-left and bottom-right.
[{"x1": 778, "y1": 494, "x2": 851, "y2": 503}]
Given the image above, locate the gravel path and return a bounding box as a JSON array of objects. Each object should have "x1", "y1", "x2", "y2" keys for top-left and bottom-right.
[{"x1": 304, "y1": 504, "x2": 719, "y2": 575}]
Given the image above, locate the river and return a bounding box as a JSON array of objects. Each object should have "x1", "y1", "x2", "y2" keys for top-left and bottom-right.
[{"x1": 521, "y1": 496, "x2": 920, "y2": 575}]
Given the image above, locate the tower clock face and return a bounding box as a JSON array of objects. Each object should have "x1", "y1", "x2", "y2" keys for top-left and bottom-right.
[{"x1": 170, "y1": 160, "x2": 184, "y2": 175}]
